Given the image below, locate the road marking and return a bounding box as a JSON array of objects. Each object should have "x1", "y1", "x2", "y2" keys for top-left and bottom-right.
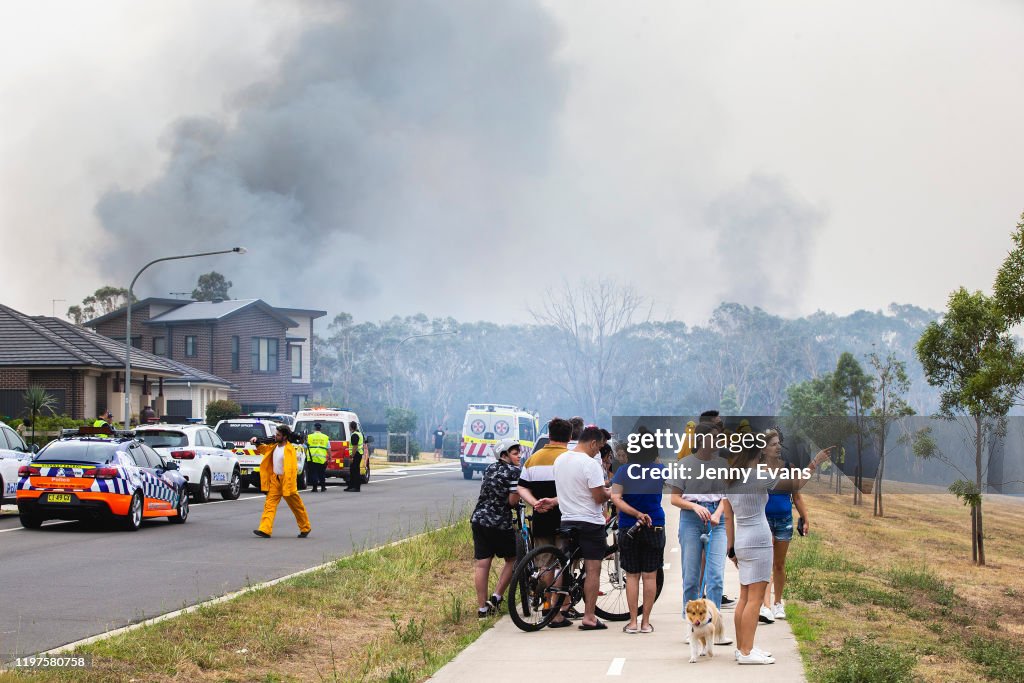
[
  {"x1": 194, "y1": 495, "x2": 264, "y2": 506},
  {"x1": 607, "y1": 658, "x2": 625, "y2": 676},
  {"x1": 0, "y1": 520, "x2": 74, "y2": 534},
  {"x1": 41, "y1": 522, "x2": 458, "y2": 656},
  {"x1": 371, "y1": 469, "x2": 461, "y2": 483},
  {"x1": 664, "y1": 563, "x2": 671, "y2": 570}
]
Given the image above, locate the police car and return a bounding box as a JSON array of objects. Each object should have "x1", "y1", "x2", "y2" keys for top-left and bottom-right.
[
  {"x1": 214, "y1": 417, "x2": 307, "y2": 491},
  {"x1": 16, "y1": 427, "x2": 190, "y2": 530},
  {"x1": 135, "y1": 423, "x2": 241, "y2": 502},
  {"x1": 1, "y1": 423, "x2": 37, "y2": 503}
]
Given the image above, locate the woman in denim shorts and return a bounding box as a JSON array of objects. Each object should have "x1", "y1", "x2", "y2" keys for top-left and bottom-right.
[{"x1": 761, "y1": 482, "x2": 809, "y2": 623}]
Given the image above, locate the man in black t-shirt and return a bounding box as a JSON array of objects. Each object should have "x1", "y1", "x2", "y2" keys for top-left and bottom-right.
[
  {"x1": 470, "y1": 439, "x2": 522, "y2": 617},
  {"x1": 433, "y1": 426, "x2": 445, "y2": 461}
]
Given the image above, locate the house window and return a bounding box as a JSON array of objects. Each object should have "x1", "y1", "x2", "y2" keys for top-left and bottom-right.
[
  {"x1": 124, "y1": 336, "x2": 142, "y2": 349},
  {"x1": 293, "y1": 395, "x2": 308, "y2": 412},
  {"x1": 231, "y1": 336, "x2": 239, "y2": 371},
  {"x1": 250, "y1": 337, "x2": 278, "y2": 373},
  {"x1": 290, "y1": 344, "x2": 302, "y2": 379},
  {"x1": 185, "y1": 336, "x2": 197, "y2": 357},
  {"x1": 153, "y1": 337, "x2": 167, "y2": 356}
]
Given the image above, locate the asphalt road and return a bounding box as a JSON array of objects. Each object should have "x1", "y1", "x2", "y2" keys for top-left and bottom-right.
[{"x1": 0, "y1": 463, "x2": 478, "y2": 657}]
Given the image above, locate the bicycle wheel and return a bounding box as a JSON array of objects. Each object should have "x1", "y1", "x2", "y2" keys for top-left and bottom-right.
[
  {"x1": 595, "y1": 541, "x2": 665, "y2": 621},
  {"x1": 508, "y1": 545, "x2": 569, "y2": 632}
]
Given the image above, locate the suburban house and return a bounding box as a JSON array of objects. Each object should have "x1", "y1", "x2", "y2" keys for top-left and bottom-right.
[
  {"x1": 85, "y1": 298, "x2": 326, "y2": 414},
  {"x1": 0, "y1": 303, "x2": 234, "y2": 422}
]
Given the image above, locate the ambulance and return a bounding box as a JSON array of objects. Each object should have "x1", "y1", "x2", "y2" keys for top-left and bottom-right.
[
  {"x1": 292, "y1": 408, "x2": 369, "y2": 485},
  {"x1": 459, "y1": 404, "x2": 538, "y2": 479}
]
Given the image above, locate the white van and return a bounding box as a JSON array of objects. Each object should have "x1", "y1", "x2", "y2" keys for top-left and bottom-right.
[
  {"x1": 292, "y1": 408, "x2": 369, "y2": 485},
  {"x1": 459, "y1": 403, "x2": 539, "y2": 479}
]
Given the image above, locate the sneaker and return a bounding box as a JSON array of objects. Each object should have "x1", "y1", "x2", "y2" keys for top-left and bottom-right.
[
  {"x1": 773, "y1": 602, "x2": 786, "y2": 620},
  {"x1": 477, "y1": 608, "x2": 490, "y2": 619},
  {"x1": 754, "y1": 647, "x2": 773, "y2": 657},
  {"x1": 715, "y1": 635, "x2": 734, "y2": 646},
  {"x1": 758, "y1": 605, "x2": 776, "y2": 624},
  {"x1": 486, "y1": 594, "x2": 503, "y2": 612},
  {"x1": 721, "y1": 594, "x2": 736, "y2": 606},
  {"x1": 736, "y1": 650, "x2": 775, "y2": 665}
]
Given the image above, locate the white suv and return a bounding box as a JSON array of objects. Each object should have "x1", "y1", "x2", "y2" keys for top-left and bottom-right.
[
  {"x1": 135, "y1": 424, "x2": 241, "y2": 502},
  {"x1": 1, "y1": 423, "x2": 35, "y2": 503},
  {"x1": 214, "y1": 418, "x2": 307, "y2": 492}
]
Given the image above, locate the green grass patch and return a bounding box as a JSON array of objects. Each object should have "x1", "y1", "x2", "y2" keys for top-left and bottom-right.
[
  {"x1": 817, "y1": 637, "x2": 917, "y2": 683},
  {"x1": 964, "y1": 636, "x2": 1024, "y2": 682},
  {"x1": 886, "y1": 564, "x2": 956, "y2": 606}
]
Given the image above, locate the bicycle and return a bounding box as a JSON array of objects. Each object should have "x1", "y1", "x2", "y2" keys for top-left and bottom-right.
[
  {"x1": 507, "y1": 517, "x2": 665, "y2": 631},
  {"x1": 512, "y1": 502, "x2": 533, "y2": 570}
]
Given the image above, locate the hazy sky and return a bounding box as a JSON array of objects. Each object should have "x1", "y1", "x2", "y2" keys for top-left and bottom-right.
[{"x1": 2, "y1": 1, "x2": 1022, "y2": 325}]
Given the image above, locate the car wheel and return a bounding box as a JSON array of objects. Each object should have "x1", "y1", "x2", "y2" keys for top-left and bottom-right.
[
  {"x1": 170, "y1": 488, "x2": 189, "y2": 524},
  {"x1": 297, "y1": 469, "x2": 307, "y2": 490},
  {"x1": 462, "y1": 468, "x2": 473, "y2": 480},
  {"x1": 362, "y1": 460, "x2": 370, "y2": 484},
  {"x1": 19, "y1": 511, "x2": 43, "y2": 529},
  {"x1": 194, "y1": 471, "x2": 211, "y2": 503},
  {"x1": 122, "y1": 491, "x2": 143, "y2": 531},
  {"x1": 221, "y1": 469, "x2": 241, "y2": 500}
]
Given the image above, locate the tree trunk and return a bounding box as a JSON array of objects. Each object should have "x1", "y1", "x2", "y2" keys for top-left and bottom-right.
[
  {"x1": 976, "y1": 502, "x2": 986, "y2": 566},
  {"x1": 975, "y1": 416, "x2": 985, "y2": 566},
  {"x1": 970, "y1": 505, "x2": 978, "y2": 564}
]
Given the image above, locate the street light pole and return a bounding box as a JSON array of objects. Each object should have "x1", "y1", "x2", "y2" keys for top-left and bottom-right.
[{"x1": 123, "y1": 247, "x2": 247, "y2": 429}]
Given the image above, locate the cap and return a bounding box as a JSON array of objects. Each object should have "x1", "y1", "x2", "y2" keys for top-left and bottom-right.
[{"x1": 314, "y1": 422, "x2": 322, "y2": 430}]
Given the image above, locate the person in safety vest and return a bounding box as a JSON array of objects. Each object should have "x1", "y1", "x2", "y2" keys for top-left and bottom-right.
[
  {"x1": 306, "y1": 422, "x2": 329, "y2": 493},
  {"x1": 344, "y1": 420, "x2": 364, "y2": 492},
  {"x1": 93, "y1": 411, "x2": 114, "y2": 438},
  {"x1": 250, "y1": 424, "x2": 311, "y2": 538}
]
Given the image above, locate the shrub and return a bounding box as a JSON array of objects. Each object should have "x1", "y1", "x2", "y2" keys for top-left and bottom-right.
[{"x1": 206, "y1": 399, "x2": 241, "y2": 426}]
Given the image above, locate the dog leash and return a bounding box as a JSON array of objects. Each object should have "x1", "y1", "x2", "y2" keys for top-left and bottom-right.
[{"x1": 698, "y1": 520, "x2": 713, "y2": 599}]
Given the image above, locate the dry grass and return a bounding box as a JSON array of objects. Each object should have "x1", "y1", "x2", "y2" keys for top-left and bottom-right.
[
  {"x1": 786, "y1": 478, "x2": 1024, "y2": 682},
  {"x1": 1, "y1": 516, "x2": 494, "y2": 683}
]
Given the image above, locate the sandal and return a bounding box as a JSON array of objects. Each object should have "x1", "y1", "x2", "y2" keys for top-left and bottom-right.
[
  {"x1": 548, "y1": 618, "x2": 573, "y2": 629},
  {"x1": 640, "y1": 623, "x2": 655, "y2": 633},
  {"x1": 579, "y1": 620, "x2": 608, "y2": 631},
  {"x1": 623, "y1": 624, "x2": 640, "y2": 634}
]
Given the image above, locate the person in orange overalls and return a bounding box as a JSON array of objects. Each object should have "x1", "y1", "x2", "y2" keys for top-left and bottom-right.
[{"x1": 250, "y1": 425, "x2": 311, "y2": 538}]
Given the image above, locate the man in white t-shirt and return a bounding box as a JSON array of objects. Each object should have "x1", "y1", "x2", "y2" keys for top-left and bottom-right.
[{"x1": 551, "y1": 425, "x2": 610, "y2": 630}]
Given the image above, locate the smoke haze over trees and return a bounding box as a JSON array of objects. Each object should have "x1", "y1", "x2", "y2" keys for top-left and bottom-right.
[{"x1": 313, "y1": 298, "x2": 943, "y2": 441}]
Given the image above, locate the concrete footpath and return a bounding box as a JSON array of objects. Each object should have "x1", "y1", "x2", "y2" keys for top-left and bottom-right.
[{"x1": 430, "y1": 504, "x2": 806, "y2": 682}]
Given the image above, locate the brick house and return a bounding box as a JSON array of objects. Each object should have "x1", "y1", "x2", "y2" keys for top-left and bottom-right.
[
  {"x1": 85, "y1": 298, "x2": 325, "y2": 413},
  {"x1": 0, "y1": 304, "x2": 233, "y2": 422}
]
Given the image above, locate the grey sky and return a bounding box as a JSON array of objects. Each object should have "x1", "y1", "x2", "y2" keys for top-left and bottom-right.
[{"x1": 2, "y1": 1, "x2": 1022, "y2": 325}]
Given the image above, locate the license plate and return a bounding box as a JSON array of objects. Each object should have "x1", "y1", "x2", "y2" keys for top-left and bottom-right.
[{"x1": 45, "y1": 493, "x2": 74, "y2": 504}]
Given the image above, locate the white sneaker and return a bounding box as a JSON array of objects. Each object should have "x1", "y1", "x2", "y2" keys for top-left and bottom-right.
[
  {"x1": 758, "y1": 605, "x2": 776, "y2": 623},
  {"x1": 773, "y1": 602, "x2": 786, "y2": 620},
  {"x1": 735, "y1": 647, "x2": 773, "y2": 659},
  {"x1": 736, "y1": 650, "x2": 775, "y2": 665}
]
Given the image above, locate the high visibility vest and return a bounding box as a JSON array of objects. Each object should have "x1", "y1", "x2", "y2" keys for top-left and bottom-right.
[
  {"x1": 93, "y1": 419, "x2": 111, "y2": 439},
  {"x1": 306, "y1": 431, "x2": 329, "y2": 464},
  {"x1": 351, "y1": 431, "x2": 364, "y2": 457}
]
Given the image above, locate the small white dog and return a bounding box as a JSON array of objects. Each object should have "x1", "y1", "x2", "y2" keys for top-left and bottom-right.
[{"x1": 685, "y1": 598, "x2": 724, "y2": 663}]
